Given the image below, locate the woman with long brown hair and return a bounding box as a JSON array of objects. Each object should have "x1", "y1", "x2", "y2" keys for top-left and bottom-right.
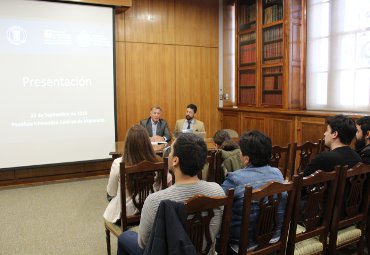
[{"x1": 103, "y1": 125, "x2": 169, "y2": 224}]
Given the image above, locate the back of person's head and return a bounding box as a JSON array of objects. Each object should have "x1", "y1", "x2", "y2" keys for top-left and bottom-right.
[
  {"x1": 356, "y1": 116, "x2": 370, "y2": 136},
  {"x1": 123, "y1": 124, "x2": 159, "y2": 165},
  {"x1": 239, "y1": 130, "x2": 272, "y2": 167},
  {"x1": 326, "y1": 115, "x2": 356, "y2": 145},
  {"x1": 173, "y1": 133, "x2": 207, "y2": 176},
  {"x1": 213, "y1": 130, "x2": 231, "y2": 147},
  {"x1": 219, "y1": 140, "x2": 240, "y2": 151},
  {"x1": 187, "y1": 104, "x2": 197, "y2": 114}
]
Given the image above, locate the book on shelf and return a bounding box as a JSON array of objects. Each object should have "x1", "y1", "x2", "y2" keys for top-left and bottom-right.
[
  {"x1": 240, "y1": 71, "x2": 256, "y2": 86},
  {"x1": 239, "y1": 3, "x2": 256, "y2": 29},
  {"x1": 239, "y1": 87, "x2": 256, "y2": 105},
  {"x1": 263, "y1": 25, "x2": 283, "y2": 42},
  {"x1": 263, "y1": 4, "x2": 283, "y2": 24},
  {"x1": 263, "y1": 41, "x2": 283, "y2": 59},
  {"x1": 240, "y1": 44, "x2": 256, "y2": 64},
  {"x1": 240, "y1": 32, "x2": 256, "y2": 44},
  {"x1": 263, "y1": 93, "x2": 282, "y2": 105}
]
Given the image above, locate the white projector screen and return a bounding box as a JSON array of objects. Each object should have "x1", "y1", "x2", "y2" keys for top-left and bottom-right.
[{"x1": 0, "y1": 0, "x2": 116, "y2": 169}]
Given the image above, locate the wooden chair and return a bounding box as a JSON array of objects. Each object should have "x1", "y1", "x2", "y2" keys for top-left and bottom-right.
[
  {"x1": 328, "y1": 163, "x2": 370, "y2": 254},
  {"x1": 205, "y1": 150, "x2": 225, "y2": 184},
  {"x1": 286, "y1": 170, "x2": 339, "y2": 255},
  {"x1": 270, "y1": 144, "x2": 292, "y2": 180},
  {"x1": 184, "y1": 189, "x2": 234, "y2": 255},
  {"x1": 290, "y1": 140, "x2": 323, "y2": 179},
  {"x1": 199, "y1": 151, "x2": 216, "y2": 180},
  {"x1": 104, "y1": 160, "x2": 168, "y2": 255},
  {"x1": 238, "y1": 176, "x2": 298, "y2": 255}
]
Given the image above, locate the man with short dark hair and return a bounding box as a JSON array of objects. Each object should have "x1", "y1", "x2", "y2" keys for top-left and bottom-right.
[
  {"x1": 174, "y1": 104, "x2": 205, "y2": 133},
  {"x1": 140, "y1": 106, "x2": 171, "y2": 142},
  {"x1": 221, "y1": 130, "x2": 286, "y2": 254},
  {"x1": 117, "y1": 133, "x2": 224, "y2": 255},
  {"x1": 355, "y1": 116, "x2": 370, "y2": 164},
  {"x1": 303, "y1": 114, "x2": 362, "y2": 176}
]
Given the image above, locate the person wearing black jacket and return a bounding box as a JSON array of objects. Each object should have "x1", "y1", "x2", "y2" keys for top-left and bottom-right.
[{"x1": 355, "y1": 116, "x2": 370, "y2": 164}]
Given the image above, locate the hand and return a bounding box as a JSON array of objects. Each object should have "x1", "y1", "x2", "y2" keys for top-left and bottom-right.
[{"x1": 152, "y1": 135, "x2": 164, "y2": 142}]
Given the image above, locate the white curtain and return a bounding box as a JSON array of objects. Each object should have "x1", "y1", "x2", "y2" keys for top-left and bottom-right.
[{"x1": 306, "y1": 0, "x2": 370, "y2": 112}]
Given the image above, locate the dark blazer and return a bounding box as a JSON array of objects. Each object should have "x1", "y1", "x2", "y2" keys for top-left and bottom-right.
[
  {"x1": 140, "y1": 117, "x2": 171, "y2": 142},
  {"x1": 143, "y1": 200, "x2": 197, "y2": 255}
]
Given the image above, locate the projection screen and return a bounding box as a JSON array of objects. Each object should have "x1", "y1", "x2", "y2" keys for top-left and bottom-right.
[{"x1": 0, "y1": 0, "x2": 116, "y2": 169}]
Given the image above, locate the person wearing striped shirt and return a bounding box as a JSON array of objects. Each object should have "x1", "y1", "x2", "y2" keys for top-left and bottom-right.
[{"x1": 117, "y1": 133, "x2": 225, "y2": 255}]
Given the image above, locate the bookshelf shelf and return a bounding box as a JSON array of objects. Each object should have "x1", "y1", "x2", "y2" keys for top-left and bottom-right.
[{"x1": 236, "y1": 0, "x2": 304, "y2": 109}]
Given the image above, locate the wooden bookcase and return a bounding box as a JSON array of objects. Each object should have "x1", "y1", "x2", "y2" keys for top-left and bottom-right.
[{"x1": 236, "y1": 0, "x2": 305, "y2": 109}]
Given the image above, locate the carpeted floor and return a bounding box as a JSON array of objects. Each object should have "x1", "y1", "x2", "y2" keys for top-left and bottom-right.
[{"x1": 0, "y1": 177, "x2": 117, "y2": 255}]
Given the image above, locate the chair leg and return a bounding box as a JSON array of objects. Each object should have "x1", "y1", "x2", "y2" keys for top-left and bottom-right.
[{"x1": 105, "y1": 228, "x2": 111, "y2": 255}]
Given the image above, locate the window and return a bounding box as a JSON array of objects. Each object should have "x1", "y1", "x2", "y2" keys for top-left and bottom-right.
[{"x1": 306, "y1": 0, "x2": 370, "y2": 112}]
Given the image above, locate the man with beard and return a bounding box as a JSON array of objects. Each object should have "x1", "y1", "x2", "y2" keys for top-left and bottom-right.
[
  {"x1": 355, "y1": 116, "x2": 370, "y2": 164},
  {"x1": 303, "y1": 114, "x2": 362, "y2": 176},
  {"x1": 174, "y1": 104, "x2": 205, "y2": 133}
]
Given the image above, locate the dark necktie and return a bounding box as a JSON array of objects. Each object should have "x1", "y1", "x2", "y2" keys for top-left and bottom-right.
[{"x1": 187, "y1": 120, "x2": 191, "y2": 129}]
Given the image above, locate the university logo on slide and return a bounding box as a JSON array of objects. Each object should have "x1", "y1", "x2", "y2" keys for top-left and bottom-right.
[{"x1": 6, "y1": 25, "x2": 27, "y2": 46}]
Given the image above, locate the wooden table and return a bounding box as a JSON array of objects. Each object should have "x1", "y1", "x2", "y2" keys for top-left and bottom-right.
[{"x1": 109, "y1": 138, "x2": 217, "y2": 159}]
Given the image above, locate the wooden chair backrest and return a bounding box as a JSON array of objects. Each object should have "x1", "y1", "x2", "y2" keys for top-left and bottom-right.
[
  {"x1": 270, "y1": 144, "x2": 291, "y2": 180},
  {"x1": 119, "y1": 160, "x2": 167, "y2": 230},
  {"x1": 205, "y1": 150, "x2": 224, "y2": 184},
  {"x1": 184, "y1": 189, "x2": 234, "y2": 255},
  {"x1": 291, "y1": 140, "x2": 322, "y2": 178},
  {"x1": 287, "y1": 170, "x2": 339, "y2": 254},
  {"x1": 328, "y1": 163, "x2": 370, "y2": 252},
  {"x1": 238, "y1": 176, "x2": 298, "y2": 255}
]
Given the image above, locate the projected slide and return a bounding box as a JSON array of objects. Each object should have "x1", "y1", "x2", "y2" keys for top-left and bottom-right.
[{"x1": 0, "y1": 0, "x2": 115, "y2": 169}]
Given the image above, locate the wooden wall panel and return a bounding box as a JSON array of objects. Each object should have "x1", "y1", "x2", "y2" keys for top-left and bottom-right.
[
  {"x1": 297, "y1": 116, "x2": 326, "y2": 144},
  {"x1": 175, "y1": 46, "x2": 220, "y2": 137},
  {"x1": 240, "y1": 113, "x2": 265, "y2": 134},
  {"x1": 116, "y1": 42, "x2": 126, "y2": 141},
  {"x1": 174, "y1": 0, "x2": 218, "y2": 47},
  {"x1": 222, "y1": 0, "x2": 235, "y2": 107},
  {"x1": 266, "y1": 116, "x2": 295, "y2": 146},
  {"x1": 115, "y1": 11, "x2": 125, "y2": 42},
  {"x1": 220, "y1": 110, "x2": 240, "y2": 134},
  {"x1": 125, "y1": 42, "x2": 176, "y2": 132},
  {"x1": 124, "y1": 0, "x2": 175, "y2": 44}
]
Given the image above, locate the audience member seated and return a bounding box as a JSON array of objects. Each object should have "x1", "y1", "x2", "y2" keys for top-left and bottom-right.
[
  {"x1": 117, "y1": 133, "x2": 225, "y2": 255},
  {"x1": 140, "y1": 106, "x2": 171, "y2": 142},
  {"x1": 303, "y1": 114, "x2": 362, "y2": 176},
  {"x1": 213, "y1": 129, "x2": 242, "y2": 173},
  {"x1": 103, "y1": 125, "x2": 171, "y2": 225},
  {"x1": 355, "y1": 116, "x2": 370, "y2": 164},
  {"x1": 221, "y1": 130, "x2": 286, "y2": 254},
  {"x1": 174, "y1": 104, "x2": 205, "y2": 134}
]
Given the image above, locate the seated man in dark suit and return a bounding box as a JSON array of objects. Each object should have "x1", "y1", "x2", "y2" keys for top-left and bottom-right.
[
  {"x1": 140, "y1": 106, "x2": 171, "y2": 142},
  {"x1": 303, "y1": 114, "x2": 362, "y2": 176}
]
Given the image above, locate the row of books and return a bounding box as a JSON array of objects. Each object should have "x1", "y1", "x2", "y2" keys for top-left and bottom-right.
[
  {"x1": 263, "y1": 66, "x2": 282, "y2": 74},
  {"x1": 239, "y1": 87, "x2": 256, "y2": 105},
  {"x1": 263, "y1": 75, "x2": 283, "y2": 90},
  {"x1": 239, "y1": 3, "x2": 256, "y2": 27},
  {"x1": 240, "y1": 72, "x2": 256, "y2": 86},
  {"x1": 240, "y1": 32, "x2": 256, "y2": 44},
  {"x1": 262, "y1": 93, "x2": 282, "y2": 105},
  {"x1": 240, "y1": 44, "x2": 256, "y2": 64},
  {"x1": 264, "y1": 4, "x2": 283, "y2": 24},
  {"x1": 263, "y1": 25, "x2": 283, "y2": 42},
  {"x1": 263, "y1": 41, "x2": 282, "y2": 59}
]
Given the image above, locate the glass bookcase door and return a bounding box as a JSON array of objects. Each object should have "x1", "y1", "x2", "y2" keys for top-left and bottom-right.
[
  {"x1": 262, "y1": 66, "x2": 283, "y2": 106},
  {"x1": 239, "y1": 69, "x2": 256, "y2": 106}
]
